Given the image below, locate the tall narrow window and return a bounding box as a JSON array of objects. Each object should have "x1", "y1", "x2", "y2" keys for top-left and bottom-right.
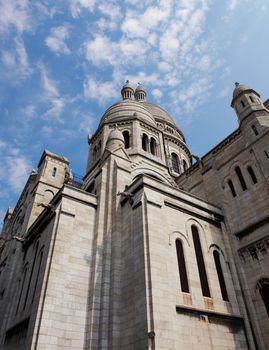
[
  {"x1": 93, "y1": 145, "x2": 97, "y2": 161},
  {"x1": 142, "y1": 133, "x2": 149, "y2": 151},
  {"x1": 247, "y1": 166, "x2": 258, "y2": 184},
  {"x1": 259, "y1": 281, "x2": 269, "y2": 317},
  {"x1": 251, "y1": 125, "x2": 259, "y2": 136},
  {"x1": 98, "y1": 140, "x2": 102, "y2": 155},
  {"x1": 150, "y1": 138, "x2": 156, "y2": 155},
  {"x1": 241, "y1": 100, "x2": 245, "y2": 108},
  {"x1": 249, "y1": 95, "x2": 254, "y2": 103},
  {"x1": 123, "y1": 131, "x2": 130, "y2": 149},
  {"x1": 176, "y1": 239, "x2": 189, "y2": 293},
  {"x1": 171, "y1": 153, "x2": 180, "y2": 173},
  {"x1": 23, "y1": 241, "x2": 39, "y2": 310},
  {"x1": 191, "y1": 225, "x2": 211, "y2": 297},
  {"x1": 183, "y1": 159, "x2": 188, "y2": 172},
  {"x1": 52, "y1": 167, "x2": 57, "y2": 177},
  {"x1": 32, "y1": 249, "x2": 44, "y2": 303},
  {"x1": 213, "y1": 250, "x2": 229, "y2": 301},
  {"x1": 235, "y1": 166, "x2": 247, "y2": 191},
  {"x1": 228, "y1": 179, "x2": 237, "y2": 197},
  {"x1": 16, "y1": 264, "x2": 28, "y2": 314}
]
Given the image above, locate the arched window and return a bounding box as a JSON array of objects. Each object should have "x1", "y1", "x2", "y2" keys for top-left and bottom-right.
[
  {"x1": 235, "y1": 166, "x2": 247, "y2": 191},
  {"x1": 247, "y1": 166, "x2": 257, "y2": 184},
  {"x1": 228, "y1": 179, "x2": 237, "y2": 197},
  {"x1": 213, "y1": 250, "x2": 229, "y2": 301},
  {"x1": 150, "y1": 138, "x2": 156, "y2": 155},
  {"x1": 251, "y1": 125, "x2": 259, "y2": 136},
  {"x1": 171, "y1": 153, "x2": 180, "y2": 173},
  {"x1": 183, "y1": 159, "x2": 188, "y2": 172},
  {"x1": 191, "y1": 225, "x2": 211, "y2": 297},
  {"x1": 258, "y1": 279, "x2": 269, "y2": 317},
  {"x1": 142, "y1": 133, "x2": 149, "y2": 151},
  {"x1": 123, "y1": 131, "x2": 130, "y2": 149},
  {"x1": 52, "y1": 167, "x2": 57, "y2": 177},
  {"x1": 32, "y1": 248, "x2": 44, "y2": 303},
  {"x1": 176, "y1": 239, "x2": 189, "y2": 293},
  {"x1": 16, "y1": 264, "x2": 28, "y2": 314},
  {"x1": 23, "y1": 241, "x2": 39, "y2": 309},
  {"x1": 93, "y1": 145, "x2": 98, "y2": 161}
]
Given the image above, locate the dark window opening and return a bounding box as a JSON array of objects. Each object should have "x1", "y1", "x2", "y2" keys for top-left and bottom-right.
[
  {"x1": 32, "y1": 249, "x2": 44, "y2": 303},
  {"x1": 142, "y1": 133, "x2": 149, "y2": 151},
  {"x1": 235, "y1": 166, "x2": 247, "y2": 191},
  {"x1": 265, "y1": 150, "x2": 269, "y2": 159},
  {"x1": 86, "y1": 182, "x2": 95, "y2": 194},
  {"x1": 259, "y1": 281, "x2": 269, "y2": 317},
  {"x1": 93, "y1": 145, "x2": 98, "y2": 161},
  {"x1": 52, "y1": 167, "x2": 57, "y2": 177},
  {"x1": 123, "y1": 131, "x2": 130, "y2": 149},
  {"x1": 176, "y1": 239, "x2": 189, "y2": 293},
  {"x1": 16, "y1": 266, "x2": 28, "y2": 314},
  {"x1": 183, "y1": 160, "x2": 188, "y2": 172},
  {"x1": 150, "y1": 138, "x2": 156, "y2": 155},
  {"x1": 213, "y1": 250, "x2": 229, "y2": 301},
  {"x1": 249, "y1": 95, "x2": 254, "y2": 103},
  {"x1": 251, "y1": 125, "x2": 259, "y2": 136},
  {"x1": 171, "y1": 153, "x2": 180, "y2": 173},
  {"x1": 241, "y1": 100, "x2": 245, "y2": 108},
  {"x1": 192, "y1": 225, "x2": 211, "y2": 297},
  {"x1": 23, "y1": 242, "x2": 39, "y2": 310},
  {"x1": 247, "y1": 166, "x2": 257, "y2": 184},
  {"x1": 228, "y1": 179, "x2": 237, "y2": 197}
]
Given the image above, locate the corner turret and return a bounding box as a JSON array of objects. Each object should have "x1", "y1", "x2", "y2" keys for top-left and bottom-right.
[{"x1": 231, "y1": 82, "x2": 265, "y2": 123}]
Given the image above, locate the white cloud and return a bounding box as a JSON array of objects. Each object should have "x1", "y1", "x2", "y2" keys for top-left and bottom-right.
[
  {"x1": 39, "y1": 63, "x2": 66, "y2": 121},
  {"x1": 1, "y1": 37, "x2": 32, "y2": 79},
  {"x1": 228, "y1": 0, "x2": 239, "y2": 10},
  {"x1": 152, "y1": 88, "x2": 163, "y2": 99},
  {"x1": 45, "y1": 25, "x2": 71, "y2": 55},
  {"x1": 84, "y1": 76, "x2": 119, "y2": 105},
  {"x1": 70, "y1": 0, "x2": 95, "y2": 18},
  {"x1": 0, "y1": 141, "x2": 32, "y2": 193},
  {"x1": 0, "y1": 0, "x2": 30, "y2": 34}
]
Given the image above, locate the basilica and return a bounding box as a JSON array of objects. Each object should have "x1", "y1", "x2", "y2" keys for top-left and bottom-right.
[{"x1": 0, "y1": 81, "x2": 269, "y2": 349}]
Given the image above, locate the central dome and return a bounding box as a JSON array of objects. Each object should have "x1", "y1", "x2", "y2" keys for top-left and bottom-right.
[{"x1": 140, "y1": 101, "x2": 176, "y2": 126}]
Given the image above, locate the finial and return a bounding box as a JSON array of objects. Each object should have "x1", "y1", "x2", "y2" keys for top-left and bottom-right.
[{"x1": 235, "y1": 82, "x2": 239, "y2": 87}]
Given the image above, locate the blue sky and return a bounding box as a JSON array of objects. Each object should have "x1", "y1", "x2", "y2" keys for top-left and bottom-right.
[{"x1": 0, "y1": 0, "x2": 269, "y2": 225}]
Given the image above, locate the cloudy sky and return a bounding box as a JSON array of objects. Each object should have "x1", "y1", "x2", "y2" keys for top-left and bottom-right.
[{"x1": 0, "y1": 0, "x2": 269, "y2": 225}]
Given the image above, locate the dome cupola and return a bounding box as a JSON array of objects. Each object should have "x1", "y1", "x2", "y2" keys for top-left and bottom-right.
[
  {"x1": 231, "y1": 82, "x2": 264, "y2": 123},
  {"x1": 121, "y1": 80, "x2": 134, "y2": 100},
  {"x1": 135, "y1": 83, "x2": 147, "y2": 101}
]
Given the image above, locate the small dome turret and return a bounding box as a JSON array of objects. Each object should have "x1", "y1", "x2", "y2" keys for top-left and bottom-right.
[
  {"x1": 121, "y1": 80, "x2": 134, "y2": 100},
  {"x1": 106, "y1": 127, "x2": 125, "y2": 151},
  {"x1": 231, "y1": 82, "x2": 264, "y2": 123},
  {"x1": 135, "y1": 83, "x2": 147, "y2": 101}
]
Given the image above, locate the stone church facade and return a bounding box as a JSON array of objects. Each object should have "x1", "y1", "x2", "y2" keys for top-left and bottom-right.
[{"x1": 0, "y1": 81, "x2": 268, "y2": 349}]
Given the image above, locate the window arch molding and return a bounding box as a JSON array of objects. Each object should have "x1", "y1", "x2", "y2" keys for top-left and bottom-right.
[
  {"x1": 208, "y1": 243, "x2": 226, "y2": 257},
  {"x1": 168, "y1": 231, "x2": 190, "y2": 247}
]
